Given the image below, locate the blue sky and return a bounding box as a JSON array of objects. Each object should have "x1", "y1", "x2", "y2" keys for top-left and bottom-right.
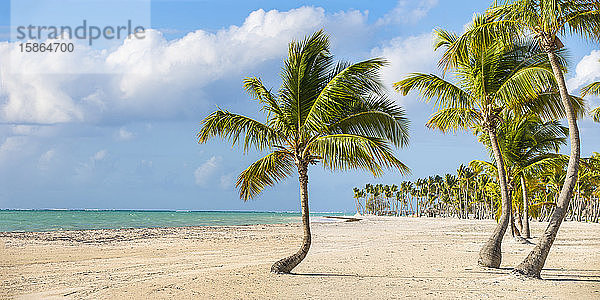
[{"x1": 0, "y1": 0, "x2": 599, "y2": 212}]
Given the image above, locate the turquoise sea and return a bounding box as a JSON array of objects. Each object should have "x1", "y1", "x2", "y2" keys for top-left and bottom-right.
[{"x1": 0, "y1": 210, "x2": 346, "y2": 232}]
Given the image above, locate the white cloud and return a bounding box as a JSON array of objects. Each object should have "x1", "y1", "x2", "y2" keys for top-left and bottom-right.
[
  {"x1": 116, "y1": 127, "x2": 134, "y2": 141},
  {"x1": 93, "y1": 149, "x2": 107, "y2": 161},
  {"x1": 0, "y1": 136, "x2": 27, "y2": 163},
  {"x1": 371, "y1": 33, "x2": 439, "y2": 96},
  {"x1": 376, "y1": 0, "x2": 439, "y2": 25},
  {"x1": 325, "y1": 9, "x2": 371, "y2": 50},
  {"x1": 219, "y1": 172, "x2": 235, "y2": 189},
  {"x1": 194, "y1": 156, "x2": 222, "y2": 186},
  {"x1": 38, "y1": 149, "x2": 56, "y2": 170},
  {"x1": 567, "y1": 49, "x2": 600, "y2": 91},
  {"x1": 0, "y1": 7, "x2": 329, "y2": 125},
  {"x1": 74, "y1": 149, "x2": 113, "y2": 181}
]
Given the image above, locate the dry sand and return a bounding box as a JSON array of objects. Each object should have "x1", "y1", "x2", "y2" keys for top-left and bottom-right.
[{"x1": 1, "y1": 217, "x2": 599, "y2": 299}]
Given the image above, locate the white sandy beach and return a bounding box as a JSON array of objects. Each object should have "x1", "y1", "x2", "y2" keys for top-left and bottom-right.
[{"x1": 1, "y1": 217, "x2": 599, "y2": 299}]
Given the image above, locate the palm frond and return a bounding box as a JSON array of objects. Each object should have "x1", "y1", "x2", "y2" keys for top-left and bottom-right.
[
  {"x1": 280, "y1": 29, "x2": 333, "y2": 132},
  {"x1": 394, "y1": 73, "x2": 472, "y2": 110},
  {"x1": 512, "y1": 92, "x2": 587, "y2": 120},
  {"x1": 495, "y1": 67, "x2": 557, "y2": 104},
  {"x1": 326, "y1": 95, "x2": 410, "y2": 147},
  {"x1": 303, "y1": 58, "x2": 387, "y2": 132},
  {"x1": 197, "y1": 110, "x2": 280, "y2": 152},
  {"x1": 591, "y1": 106, "x2": 600, "y2": 122},
  {"x1": 563, "y1": 8, "x2": 600, "y2": 43},
  {"x1": 581, "y1": 81, "x2": 600, "y2": 97},
  {"x1": 469, "y1": 159, "x2": 498, "y2": 175},
  {"x1": 308, "y1": 134, "x2": 411, "y2": 176},
  {"x1": 426, "y1": 108, "x2": 481, "y2": 133},
  {"x1": 236, "y1": 151, "x2": 295, "y2": 201}
]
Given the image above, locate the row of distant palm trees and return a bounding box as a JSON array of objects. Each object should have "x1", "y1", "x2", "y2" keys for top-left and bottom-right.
[
  {"x1": 197, "y1": 0, "x2": 599, "y2": 278},
  {"x1": 354, "y1": 152, "x2": 600, "y2": 227}
]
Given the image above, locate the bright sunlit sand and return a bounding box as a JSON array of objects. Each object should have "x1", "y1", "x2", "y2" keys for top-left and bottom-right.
[{"x1": 2, "y1": 217, "x2": 599, "y2": 299}]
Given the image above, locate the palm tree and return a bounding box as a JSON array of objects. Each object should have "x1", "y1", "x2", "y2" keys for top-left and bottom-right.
[
  {"x1": 442, "y1": 174, "x2": 459, "y2": 217},
  {"x1": 479, "y1": 0, "x2": 600, "y2": 278},
  {"x1": 399, "y1": 181, "x2": 412, "y2": 215},
  {"x1": 394, "y1": 16, "x2": 568, "y2": 268},
  {"x1": 457, "y1": 165, "x2": 478, "y2": 219},
  {"x1": 197, "y1": 30, "x2": 410, "y2": 273},
  {"x1": 473, "y1": 114, "x2": 568, "y2": 238},
  {"x1": 353, "y1": 187, "x2": 366, "y2": 215}
]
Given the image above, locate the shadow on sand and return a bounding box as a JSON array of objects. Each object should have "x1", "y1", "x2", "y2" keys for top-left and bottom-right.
[{"x1": 289, "y1": 267, "x2": 600, "y2": 283}]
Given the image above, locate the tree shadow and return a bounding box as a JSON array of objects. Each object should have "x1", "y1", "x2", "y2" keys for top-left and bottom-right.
[
  {"x1": 466, "y1": 266, "x2": 600, "y2": 282},
  {"x1": 288, "y1": 271, "x2": 600, "y2": 283},
  {"x1": 288, "y1": 273, "x2": 455, "y2": 279},
  {"x1": 543, "y1": 268, "x2": 600, "y2": 272},
  {"x1": 543, "y1": 277, "x2": 600, "y2": 283},
  {"x1": 289, "y1": 272, "x2": 357, "y2": 277}
]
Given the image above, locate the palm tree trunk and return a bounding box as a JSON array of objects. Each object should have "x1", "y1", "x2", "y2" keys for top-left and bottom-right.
[
  {"x1": 521, "y1": 176, "x2": 530, "y2": 239},
  {"x1": 479, "y1": 128, "x2": 511, "y2": 268},
  {"x1": 271, "y1": 162, "x2": 311, "y2": 274},
  {"x1": 509, "y1": 187, "x2": 518, "y2": 237},
  {"x1": 514, "y1": 50, "x2": 580, "y2": 278},
  {"x1": 466, "y1": 181, "x2": 469, "y2": 219}
]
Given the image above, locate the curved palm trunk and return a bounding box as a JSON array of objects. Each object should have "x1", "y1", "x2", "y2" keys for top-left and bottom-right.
[
  {"x1": 514, "y1": 50, "x2": 580, "y2": 278},
  {"x1": 271, "y1": 162, "x2": 311, "y2": 274},
  {"x1": 479, "y1": 128, "x2": 511, "y2": 268},
  {"x1": 521, "y1": 176, "x2": 530, "y2": 239}
]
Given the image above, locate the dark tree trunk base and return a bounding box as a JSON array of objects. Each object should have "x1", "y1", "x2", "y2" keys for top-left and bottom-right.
[
  {"x1": 478, "y1": 237, "x2": 502, "y2": 268},
  {"x1": 270, "y1": 247, "x2": 309, "y2": 274},
  {"x1": 512, "y1": 266, "x2": 542, "y2": 279}
]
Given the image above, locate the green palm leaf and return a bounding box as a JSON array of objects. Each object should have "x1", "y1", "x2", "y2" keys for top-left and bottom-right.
[
  {"x1": 308, "y1": 134, "x2": 410, "y2": 176},
  {"x1": 236, "y1": 151, "x2": 295, "y2": 201},
  {"x1": 197, "y1": 110, "x2": 281, "y2": 152}
]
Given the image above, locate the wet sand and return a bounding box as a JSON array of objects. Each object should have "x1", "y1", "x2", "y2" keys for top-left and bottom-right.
[{"x1": 1, "y1": 217, "x2": 599, "y2": 299}]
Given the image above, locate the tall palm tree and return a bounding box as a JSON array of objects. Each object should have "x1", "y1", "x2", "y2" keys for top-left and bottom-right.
[
  {"x1": 197, "y1": 30, "x2": 410, "y2": 274},
  {"x1": 394, "y1": 16, "x2": 570, "y2": 268},
  {"x1": 481, "y1": 0, "x2": 600, "y2": 278}
]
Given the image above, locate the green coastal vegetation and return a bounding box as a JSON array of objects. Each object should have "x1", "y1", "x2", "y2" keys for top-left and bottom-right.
[{"x1": 197, "y1": 0, "x2": 600, "y2": 279}]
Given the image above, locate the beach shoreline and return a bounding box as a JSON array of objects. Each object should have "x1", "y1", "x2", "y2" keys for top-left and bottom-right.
[{"x1": 2, "y1": 216, "x2": 599, "y2": 299}]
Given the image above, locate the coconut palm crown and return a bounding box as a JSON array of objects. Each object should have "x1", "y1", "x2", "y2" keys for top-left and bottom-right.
[{"x1": 197, "y1": 30, "x2": 410, "y2": 274}]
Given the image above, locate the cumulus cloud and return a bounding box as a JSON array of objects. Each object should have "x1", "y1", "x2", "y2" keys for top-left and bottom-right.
[
  {"x1": 0, "y1": 136, "x2": 28, "y2": 163},
  {"x1": 74, "y1": 149, "x2": 114, "y2": 181},
  {"x1": 93, "y1": 149, "x2": 107, "y2": 161},
  {"x1": 38, "y1": 149, "x2": 57, "y2": 170},
  {"x1": 371, "y1": 33, "x2": 439, "y2": 96},
  {"x1": 324, "y1": 9, "x2": 371, "y2": 51},
  {"x1": 567, "y1": 50, "x2": 600, "y2": 92},
  {"x1": 0, "y1": 7, "x2": 331, "y2": 125},
  {"x1": 115, "y1": 127, "x2": 134, "y2": 141},
  {"x1": 194, "y1": 156, "x2": 222, "y2": 186},
  {"x1": 376, "y1": 0, "x2": 439, "y2": 25},
  {"x1": 219, "y1": 173, "x2": 235, "y2": 189}
]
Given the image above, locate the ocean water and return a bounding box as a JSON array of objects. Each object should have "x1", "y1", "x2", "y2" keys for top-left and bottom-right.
[{"x1": 0, "y1": 210, "x2": 346, "y2": 232}]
